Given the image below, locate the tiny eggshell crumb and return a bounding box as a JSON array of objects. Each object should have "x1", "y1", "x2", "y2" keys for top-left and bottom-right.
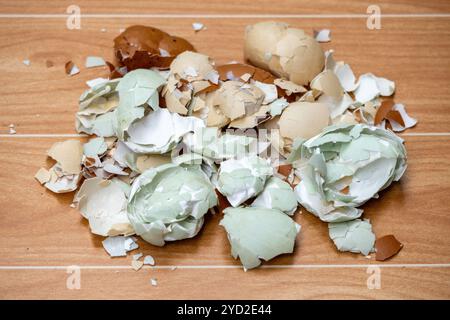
[
  {"x1": 131, "y1": 259, "x2": 144, "y2": 271},
  {"x1": 192, "y1": 22, "x2": 205, "y2": 32},
  {"x1": 143, "y1": 255, "x2": 155, "y2": 265}
]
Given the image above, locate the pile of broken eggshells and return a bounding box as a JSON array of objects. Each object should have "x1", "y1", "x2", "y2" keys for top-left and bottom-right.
[{"x1": 34, "y1": 22, "x2": 415, "y2": 273}]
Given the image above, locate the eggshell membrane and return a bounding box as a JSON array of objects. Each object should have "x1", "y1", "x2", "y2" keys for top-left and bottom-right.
[
  {"x1": 114, "y1": 25, "x2": 195, "y2": 70},
  {"x1": 279, "y1": 102, "x2": 330, "y2": 140},
  {"x1": 244, "y1": 21, "x2": 325, "y2": 86}
]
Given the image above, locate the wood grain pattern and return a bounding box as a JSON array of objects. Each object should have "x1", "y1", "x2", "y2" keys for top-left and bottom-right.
[
  {"x1": 1, "y1": 267, "x2": 450, "y2": 300},
  {"x1": 0, "y1": 0, "x2": 450, "y2": 14},
  {"x1": 0, "y1": 0, "x2": 449, "y2": 299}
]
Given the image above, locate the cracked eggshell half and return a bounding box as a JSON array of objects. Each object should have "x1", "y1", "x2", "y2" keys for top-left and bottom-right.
[
  {"x1": 217, "y1": 155, "x2": 273, "y2": 207},
  {"x1": 244, "y1": 21, "x2": 325, "y2": 85}
]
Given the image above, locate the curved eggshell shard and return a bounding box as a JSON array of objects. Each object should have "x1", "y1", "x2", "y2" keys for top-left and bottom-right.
[
  {"x1": 375, "y1": 234, "x2": 403, "y2": 261},
  {"x1": 244, "y1": 21, "x2": 286, "y2": 70},
  {"x1": 114, "y1": 25, "x2": 195, "y2": 70},
  {"x1": 220, "y1": 207, "x2": 301, "y2": 270},
  {"x1": 374, "y1": 100, "x2": 395, "y2": 125},
  {"x1": 328, "y1": 219, "x2": 375, "y2": 256},
  {"x1": 279, "y1": 101, "x2": 330, "y2": 141}
]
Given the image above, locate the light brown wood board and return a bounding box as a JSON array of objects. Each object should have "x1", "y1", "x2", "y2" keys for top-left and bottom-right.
[{"x1": 0, "y1": 0, "x2": 449, "y2": 299}]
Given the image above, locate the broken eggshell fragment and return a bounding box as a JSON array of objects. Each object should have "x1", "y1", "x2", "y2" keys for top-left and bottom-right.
[
  {"x1": 290, "y1": 124, "x2": 407, "y2": 222},
  {"x1": 47, "y1": 139, "x2": 84, "y2": 175},
  {"x1": 251, "y1": 176, "x2": 298, "y2": 215},
  {"x1": 169, "y1": 51, "x2": 216, "y2": 82},
  {"x1": 42, "y1": 164, "x2": 81, "y2": 193},
  {"x1": 244, "y1": 21, "x2": 325, "y2": 85},
  {"x1": 76, "y1": 79, "x2": 120, "y2": 137},
  {"x1": 113, "y1": 68, "x2": 168, "y2": 143},
  {"x1": 328, "y1": 219, "x2": 375, "y2": 256},
  {"x1": 124, "y1": 108, "x2": 205, "y2": 154},
  {"x1": 220, "y1": 207, "x2": 301, "y2": 270},
  {"x1": 35, "y1": 139, "x2": 84, "y2": 193},
  {"x1": 354, "y1": 73, "x2": 395, "y2": 104},
  {"x1": 127, "y1": 163, "x2": 217, "y2": 246},
  {"x1": 217, "y1": 155, "x2": 273, "y2": 207},
  {"x1": 374, "y1": 102, "x2": 417, "y2": 132},
  {"x1": 375, "y1": 234, "x2": 403, "y2": 261},
  {"x1": 213, "y1": 81, "x2": 265, "y2": 121},
  {"x1": 73, "y1": 177, "x2": 134, "y2": 237},
  {"x1": 102, "y1": 235, "x2": 138, "y2": 257},
  {"x1": 278, "y1": 101, "x2": 331, "y2": 150},
  {"x1": 216, "y1": 63, "x2": 275, "y2": 84},
  {"x1": 114, "y1": 25, "x2": 195, "y2": 71},
  {"x1": 183, "y1": 127, "x2": 260, "y2": 161}
]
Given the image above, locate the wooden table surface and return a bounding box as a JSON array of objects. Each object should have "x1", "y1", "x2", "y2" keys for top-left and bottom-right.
[{"x1": 0, "y1": 0, "x2": 449, "y2": 299}]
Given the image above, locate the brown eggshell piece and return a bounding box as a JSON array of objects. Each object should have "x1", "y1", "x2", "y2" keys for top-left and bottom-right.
[
  {"x1": 375, "y1": 235, "x2": 403, "y2": 261},
  {"x1": 374, "y1": 100, "x2": 395, "y2": 125},
  {"x1": 277, "y1": 164, "x2": 293, "y2": 178},
  {"x1": 114, "y1": 25, "x2": 195, "y2": 71},
  {"x1": 65, "y1": 61, "x2": 74, "y2": 75},
  {"x1": 159, "y1": 35, "x2": 197, "y2": 56},
  {"x1": 196, "y1": 83, "x2": 220, "y2": 95},
  {"x1": 386, "y1": 110, "x2": 406, "y2": 127},
  {"x1": 244, "y1": 21, "x2": 325, "y2": 86},
  {"x1": 340, "y1": 186, "x2": 350, "y2": 194},
  {"x1": 216, "y1": 63, "x2": 276, "y2": 84},
  {"x1": 105, "y1": 61, "x2": 125, "y2": 79}
]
